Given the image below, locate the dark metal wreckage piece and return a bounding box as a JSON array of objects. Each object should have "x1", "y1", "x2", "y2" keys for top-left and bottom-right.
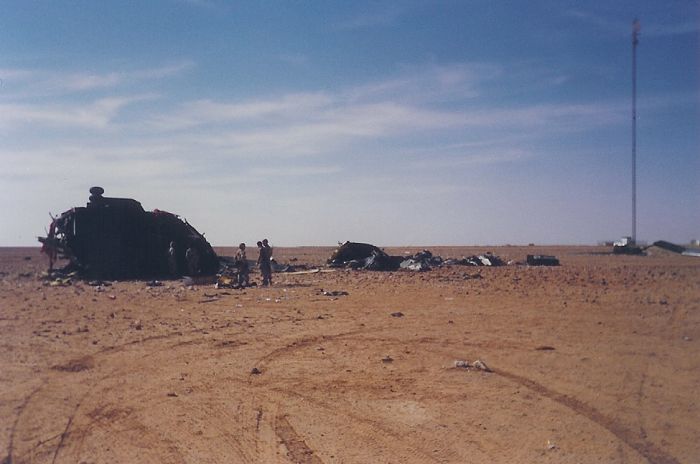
[{"x1": 38, "y1": 187, "x2": 218, "y2": 279}]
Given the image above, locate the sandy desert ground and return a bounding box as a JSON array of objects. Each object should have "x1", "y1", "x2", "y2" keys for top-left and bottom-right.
[{"x1": 1, "y1": 245, "x2": 699, "y2": 464}]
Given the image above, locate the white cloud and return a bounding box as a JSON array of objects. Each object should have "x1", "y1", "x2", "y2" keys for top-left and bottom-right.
[
  {"x1": 0, "y1": 95, "x2": 154, "y2": 129},
  {"x1": 127, "y1": 62, "x2": 195, "y2": 80},
  {"x1": 0, "y1": 59, "x2": 630, "y2": 172},
  {"x1": 0, "y1": 61, "x2": 193, "y2": 98},
  {"x1": 148, "y1": 92, "x2": 334, "y2": 130},
  {"x1": 345, "y1": 63, "x2": 500, "y2": 103},
  {"x1": 1, "y1": 147, "x2": 167, "y2": 176},
  {"x1": 0, "y1": 60, "x2": 633, "y2": 214},
  {"x1": 161, "y1": 101, "x2": 468, "y2": 158},
  {"x1": 0, "y1": 68, "x2": 36, "y2": 81},
  {"x1": 63, "y1": 72, "x2": 122, "y2": 91}
]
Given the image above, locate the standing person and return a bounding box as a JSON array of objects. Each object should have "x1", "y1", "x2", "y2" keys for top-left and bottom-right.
[
  {"x1": 185, "y1": 245, "x2": 200, "y2": 276},
  {"x1": 167, "y1": 241, "x2": 178, "y2": 276},
  {"x1": 262, "y1": 238, "x2": 273, "y2": 285},
  {"x1": 257, "y1": 240, "x2": 272, "y2": 286},
  {"x1": 41, "y1": 220, "x2": 58, "y2": 273},
  {"x1": 235, "y1": 242, "x2": 250, "y2": 287}
]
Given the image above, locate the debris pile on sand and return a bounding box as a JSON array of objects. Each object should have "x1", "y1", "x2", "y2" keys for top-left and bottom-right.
[
  {"x1": 650, "y1": 240, "x2": 700, "y2": 257},
  {"x1": 443, "y1": 253, "x2": 506, "y2": 267},
  {"x1": 452, "y1": 359, "x2": 492, "y2": 372},
  {"x1": 399, "y1": 250, "x2": 443, "y2": 271},
  {"x1": 328, "y1": 242, "x2": 402, "y2": 271},
  {"x1": 526, "y1": 255, "x2": 560, "y2": 266},
  {"x1": 327, "y1": 241, "x2": 508, "y2": 272}
]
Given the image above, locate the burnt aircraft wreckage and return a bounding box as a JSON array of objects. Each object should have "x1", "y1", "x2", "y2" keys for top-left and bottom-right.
[
  {"x1": 327, "y1": 241, "x2": 509, "y2": 271},
  {"x1": 38, "y1": 187, "x2": 219, "y2": 278}
]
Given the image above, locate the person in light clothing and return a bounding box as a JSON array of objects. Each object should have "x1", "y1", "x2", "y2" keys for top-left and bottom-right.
[{"x1": 235, "y1": 242, "x2": 250, "y2": 287}]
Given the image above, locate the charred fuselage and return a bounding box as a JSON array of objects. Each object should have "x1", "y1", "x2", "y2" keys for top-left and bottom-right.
[{"x1": 39, "y1": 188, "x2": 218, "y2": 278}]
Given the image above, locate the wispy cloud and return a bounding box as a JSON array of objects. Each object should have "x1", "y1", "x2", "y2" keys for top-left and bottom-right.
[
  {"x1": 62, "y1": 72, "x2": 122, "y2": 91},
  {"x1": 0, "y1": 95, "x2": 154, "y2": 129},
  {"x1": 157, "y1": 101, "x2": 469, "y2": 158},
  {"x1": 407, "y1": 147, "x2": 532, "y2": 170},
  {"x1": 149, "y1": 61, "x2": 498, "y2": 131},
  {"x1": 0, "y1": 147, "x2": 177, "y2": 180},
  {"x1": 345, "y1": 63, "x2": 500, "y2": 103},
  {"x1": 0, "y1": 60, "x2": 634, "y2": 200},
  {"x1": 1, "y1": 60, "x2": 630, "y2": 159},
  {"x1": 249, "y1": 165, "x2": 342, "y2": 177},
  {"x1": 148, "y1": 92, "x2": 334, "y2": 130},
  {"x1": 336, "y1": 6, "x2": 403, "y2": 30},
  {"x1": 465, "y1": 102, "x2": 626, "y2": 128},
  {"x1": 0, "y1": 61, "x2": 193, "y2": 98}
]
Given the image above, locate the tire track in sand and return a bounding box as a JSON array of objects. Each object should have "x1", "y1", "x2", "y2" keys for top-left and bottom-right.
[
  {"x1": 274, "y1": 415, "x2": 324, "y2": 464},
  {"x1": 11, "y1": 330, "x2": 210, "y2": 464},
  {"x1": 270, "y1": 389, "x2": 442, "y2": 464},
  {"x1": 3, "y1": 380, "x2": 47, "y2": 464},
  {"x1": 493, "y1": 367, "x2": 679, "y2": 464},
  {"x1": 50, "y1": 392, "x2": 87, "y2": 464}
]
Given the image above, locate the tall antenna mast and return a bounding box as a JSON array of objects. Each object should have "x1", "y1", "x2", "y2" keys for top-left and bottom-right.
[{"x1": 632, "y1": 18, "x2": 640, "y2": 244}]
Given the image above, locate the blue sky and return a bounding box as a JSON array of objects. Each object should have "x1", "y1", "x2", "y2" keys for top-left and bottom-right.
[{"x1": 1, "y1": 1, "x2": 698, "y2": 246}]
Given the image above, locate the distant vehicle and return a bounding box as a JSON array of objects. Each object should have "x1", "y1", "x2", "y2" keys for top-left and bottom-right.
[
  {"x1": 612, "y1": 236, "x2": 643, "y2": 255},
  {"x1": 613, "y1": 236, "x2": 633, "y2": 247},
  {"x1": 38, "y1": 187, "x2": 219, "y2": 278}
]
